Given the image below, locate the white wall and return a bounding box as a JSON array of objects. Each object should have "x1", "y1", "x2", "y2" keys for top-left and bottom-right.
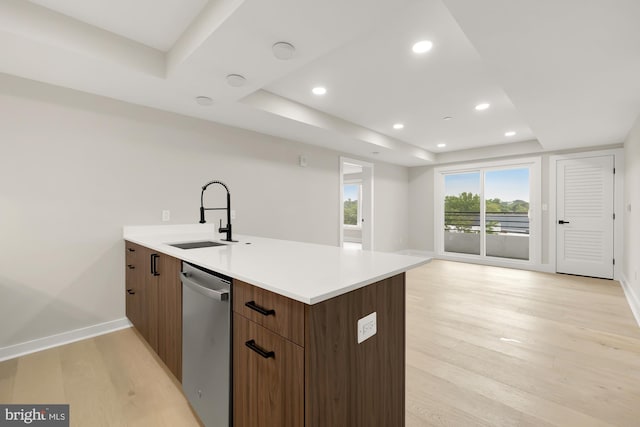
[
  {"x1": 373, "y1": 163, "x2": 409, "y2": 251},
  {"x1": 623, "y1": 115, "x2": 640, "y2": 317},
  {"x1": 0, "y1": 75, "x2": 410, "y2": 349},
  {"x1": 408, "y1": 166, "x2": 434, "y2": 252}
]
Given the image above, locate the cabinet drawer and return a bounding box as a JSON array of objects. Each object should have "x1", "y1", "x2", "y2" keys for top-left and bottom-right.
[
  {"x1": 233, "y1": 280, "x2": 305, "y2": 346},
  {"x1": 125, "y1": 241, "x2": 142, "y2": 266},
  {"x1": 233, "y1": 314, "x2": 304, "y2": 427}
]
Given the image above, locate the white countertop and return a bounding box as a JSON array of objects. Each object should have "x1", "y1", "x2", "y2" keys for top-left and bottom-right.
[{"x1": 123, "y1": 224, "x2": 430, "y2": 304}]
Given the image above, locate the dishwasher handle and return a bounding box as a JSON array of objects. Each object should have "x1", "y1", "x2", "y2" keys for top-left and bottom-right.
[{"x1": 180, "y1": 272, "x2": 229, "y2": 301}]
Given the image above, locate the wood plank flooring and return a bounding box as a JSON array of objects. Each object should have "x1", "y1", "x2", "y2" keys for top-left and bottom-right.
[
  {"x1": 0, "y1": 328, "x2": 200, "y2": 426},
  {"x1": 1, "y1": 260, "x2": 639, "y2": 426},
  {"x1": 406, "y1": 260, "x2": 640, "y2": 427}
]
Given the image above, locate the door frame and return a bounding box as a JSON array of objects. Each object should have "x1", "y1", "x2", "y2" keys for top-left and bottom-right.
[
  {"x1": 549, "y1": 148, "x2": 624, "y2": 280},
  {"x1": 433, "y1": 156, "x2": 542, "y2": 269},
  {"x1": 339, "y1": 157, "x2": 374, "y2": 250}
]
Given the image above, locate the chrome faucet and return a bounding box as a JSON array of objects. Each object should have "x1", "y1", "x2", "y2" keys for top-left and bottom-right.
[{"x1": 199, "y1": 180, "x2": 237, "y2": 242}]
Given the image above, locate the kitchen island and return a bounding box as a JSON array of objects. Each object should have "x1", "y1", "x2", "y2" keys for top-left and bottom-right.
[{"x1": 123, "y1": 224, "x2": 429, "y2": 427}]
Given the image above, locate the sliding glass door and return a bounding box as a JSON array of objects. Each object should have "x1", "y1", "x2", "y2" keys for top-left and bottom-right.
[
  {"x1": 484, "y1": 168, "x2": 530, "y2": 260},
  {"x1": 438, "y1": 160, "x2": 537, "y2": 264},
  {"x1": 444, "y1": 172, "x2": 481, "y2": 255}
]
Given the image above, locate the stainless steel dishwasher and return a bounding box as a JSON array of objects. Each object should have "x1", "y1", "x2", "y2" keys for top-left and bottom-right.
[{"x1": 180, "y1": 262, "x2": 232, "y2": 427}]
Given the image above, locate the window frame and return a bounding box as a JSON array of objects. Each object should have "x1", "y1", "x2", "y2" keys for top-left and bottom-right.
[
  {"x1": 434, "y1": 157, "x2": 542, "y2": 268},
  {"x1": 343, "y1": 180, "x2": 363, "y2": 229}
]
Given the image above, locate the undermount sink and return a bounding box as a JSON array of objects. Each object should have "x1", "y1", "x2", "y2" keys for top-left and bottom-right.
[{"x1": 169, "y1": 241, "x2": 227, "y2": 249}]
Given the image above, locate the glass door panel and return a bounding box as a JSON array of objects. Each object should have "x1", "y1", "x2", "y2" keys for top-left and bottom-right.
[
  {"x1": 444, "y1": 172, "x2": 481, "y2": 255},
  {"x1": 484, "y1": 168, "x2": 530, "y2": 260}
]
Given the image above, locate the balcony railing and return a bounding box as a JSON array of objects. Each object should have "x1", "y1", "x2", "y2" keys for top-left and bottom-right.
[
  {"x1": 444, "y1": 211, "x2": 530, "y2": 234},
  {"x1": 444, "y1": 211, "x2": 530, "y2": 260}
]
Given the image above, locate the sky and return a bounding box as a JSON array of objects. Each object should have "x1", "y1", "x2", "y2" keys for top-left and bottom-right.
[
  {"x1": 445, "y1": 168, "x2": 530, "y2": 202},
  {"x1": 344, "y1": 184, "x2": 359, "y2": 201}
]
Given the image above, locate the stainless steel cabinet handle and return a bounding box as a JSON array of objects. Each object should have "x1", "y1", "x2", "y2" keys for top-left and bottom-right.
[{"x1": 180, "y1": 272, "x2": 229, "y2": 301}]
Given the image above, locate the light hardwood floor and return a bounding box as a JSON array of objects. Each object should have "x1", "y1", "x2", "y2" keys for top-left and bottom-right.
[
  {"x1": 0, "y1": 328, "x2": 201, "y2": 426},
  {"x1": 1, "y1": 260, "x2": 639, "y2": 426},
  {"x1": 406, "y1": 260, "x2": 640, "y2": 427}
]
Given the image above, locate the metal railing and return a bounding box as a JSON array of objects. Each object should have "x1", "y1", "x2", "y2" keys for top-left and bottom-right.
[{"x1": 444, "y1": 211, "x2": 530, "y2": 235}]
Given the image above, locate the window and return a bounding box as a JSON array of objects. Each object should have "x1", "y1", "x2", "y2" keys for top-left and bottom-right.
[
  {"x1": 343, "y1": 183, "x2": 362, "y2": 227},
  {"x1": 436, "y1": 158, "x2": 540, "y2": 266}
]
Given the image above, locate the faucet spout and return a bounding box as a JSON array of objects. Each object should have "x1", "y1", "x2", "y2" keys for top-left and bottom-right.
[{"x1": 199, "y1": 180, "x2": 236, "y2": 242}]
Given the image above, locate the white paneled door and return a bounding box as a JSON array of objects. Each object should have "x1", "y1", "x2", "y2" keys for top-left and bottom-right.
[{"x1": 556, "y1": 156, "x2": 615, "y2": 279}]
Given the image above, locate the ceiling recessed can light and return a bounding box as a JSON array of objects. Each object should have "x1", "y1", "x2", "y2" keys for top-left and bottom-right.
[
  {"x1": 505, "y1": 131, "x2": 516, "y2": 137},
  {"x1": 443, "y1": 116, "x2": 453, "y2": 121},
  {"x1": 195, "y1": 96, "x2": 213, "y2": 106},
  {"x1": 272, "y1": 41, "x2": 296, "y2": 60},
  {"x1": 437, "y1": 143, "x2": 446, "y2": 148},
  {"x1": 475, "y1": 103, "x2": 490, "y2": 111},
  {"x1": 372, "y1": 151, "x2": 380, "y2": 155},
  {"x1": 226, "y1": 74, "x2": 246, "y2": 87},
  {"x1": 412, "y1": 40, "x2": 433, "y2": 54},
  {"x1": 312, "y1": 86, "x2": 327, "y2": 96},
  {"x1": 393, "y1": 123, "x2": 404, "y2": 130}
]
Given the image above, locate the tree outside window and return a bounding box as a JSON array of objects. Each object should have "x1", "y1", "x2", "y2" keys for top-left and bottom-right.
[{"x1": 343, "y1": 183, "x2": 361, "y2": 226}]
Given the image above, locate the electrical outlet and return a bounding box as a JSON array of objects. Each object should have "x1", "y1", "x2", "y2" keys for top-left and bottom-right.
[
  {"x1": 231, "y1": 210, "x2": 236, "y2": 220},
  {"x1": 299, "y1": 155, "x2": 308, "y2": 167},
  {"x1": 357, "y1": 312, "x2": 377, "y2": 344},
  {"x1": 162, "y1": 210, "x2": 170, "y2": 222}
]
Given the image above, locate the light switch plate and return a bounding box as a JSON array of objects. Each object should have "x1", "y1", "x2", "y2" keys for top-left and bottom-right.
[
  {"x1": 162, "y1": 210, "x2": 170, "y2": 222},
  {"x1": 357, "y1": 312, "x2": 377, "y2": 344}
]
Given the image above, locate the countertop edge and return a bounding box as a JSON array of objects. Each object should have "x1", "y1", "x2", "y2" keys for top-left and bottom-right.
[{"x1": 123, "y1": 232, "x2": 430, "y2": 305}]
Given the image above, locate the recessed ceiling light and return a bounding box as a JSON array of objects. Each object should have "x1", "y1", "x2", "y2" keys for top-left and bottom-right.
[
  {"x1": 272, "y1": 41, "x2": 296, "y2": 60},
  {"x1": 312, "y1": 86, "x2": 327, "y2": 96},
  {"x1": 412, "y1": 40, "x2": 433, "y2": 54},
  {"x1": 437, "y1": 143, "x2": 446, "y2": 148},
  {"x1": 505, "y1": 131, "x2": 516, "y2": 137},
  {"x1": 475, "y1": 103, "x2": 490, "y2": 111},
  {"x1": 443, "y1": 116, "x2": 453, "y2": 121},
  {"x1": 393, "y1": 123, "x2": 404, "y2": 130},
  {"x1": 372, "y1": 151, "x2": 380, "y2": 155},
  {"x1": 195, "y1": 96, "x2": 213, "y2": 106},
  {"x1": 226, "y1": 74, "x2": 246, "y2": 87}
]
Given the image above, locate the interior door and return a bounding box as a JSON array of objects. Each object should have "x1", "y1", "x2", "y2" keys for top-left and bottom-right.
[
  {"x1": 556, "y1": 156, "x2": 614, "y2": 278},
  {"x1": 361, "y1": 165, "x2": 373, "y2": 250}
]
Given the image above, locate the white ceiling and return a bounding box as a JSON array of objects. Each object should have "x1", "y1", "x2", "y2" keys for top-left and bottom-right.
[
  {"x1": 1, "y1": 0, "x2": 638, "y2": 166},
  {"x1": 28, "y1": 0, "x2": 208, "y2": 51}
]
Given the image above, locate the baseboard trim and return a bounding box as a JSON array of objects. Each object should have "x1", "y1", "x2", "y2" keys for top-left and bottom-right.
[
  {"x1": 620, "y1": 274, "x2": 640, "y2": 328},
  {"x1": 433, "y1": 253, "x2": 554, "y2": 273},
  {"x1": 396, "y1": 249, "x2": 435, "y2": 257},
  {"x1": 0, "y1": 318, "x2": 132, "y2": 362}
]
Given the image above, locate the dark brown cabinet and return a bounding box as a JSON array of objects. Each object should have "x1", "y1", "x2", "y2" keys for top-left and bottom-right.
[
  {"x1": 125, "y1": 242, "x2": 147, "y2": 338},
  {"x1": 124, "y1": 241, "x2": 182, "y2": 381},
  {"x1": 233, "y1": 314, "x2": 304, "y2": 427},
  {"x1": 233, "y1": 275, "x2": 406, "y2": 427},
  {"x1": 126, "y1": 241, "x2": 406, "y2": 426}
]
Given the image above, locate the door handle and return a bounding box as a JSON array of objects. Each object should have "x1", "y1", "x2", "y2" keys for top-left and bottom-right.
[{"x1": 558, "y1": 220, "x2": 570, "y2": 224}]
